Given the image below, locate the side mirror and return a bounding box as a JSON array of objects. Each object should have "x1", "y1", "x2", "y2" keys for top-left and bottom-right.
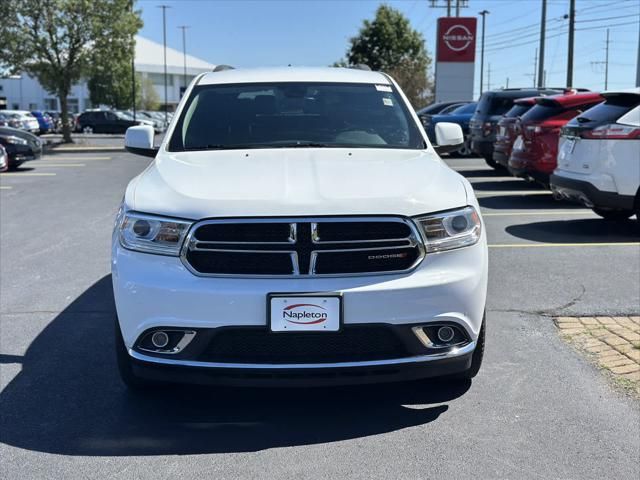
[
  {"x1": 125, "y1": 125, "x2": 158, "y2": 158},
  {"x1": 433, "y1": 122, "x2": 464, "y2": 154}
]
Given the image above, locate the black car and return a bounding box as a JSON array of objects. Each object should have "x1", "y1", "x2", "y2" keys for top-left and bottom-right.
[
  {"x1": 0, "y1": 126, "x2": 42, "y2": 169},
  {"x1": 469, "y1": 88, "x2": 565, "y2": 168},
  {"x1": 76, "y1": 110, "x2": 139, "y2": 134}
]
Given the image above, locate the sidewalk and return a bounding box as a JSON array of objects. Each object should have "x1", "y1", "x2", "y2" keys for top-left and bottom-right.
[{"x1": 556, "y1": 316, "x2": 640, "y2": 397}]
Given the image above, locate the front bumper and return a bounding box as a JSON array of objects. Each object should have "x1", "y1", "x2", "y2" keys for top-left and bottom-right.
[
  {"x1": 129, "y1": 342, "x2": 475, "y2": 386},
  {"x1": 550, "y1": 173, "x2": 635, "y2": 210}
]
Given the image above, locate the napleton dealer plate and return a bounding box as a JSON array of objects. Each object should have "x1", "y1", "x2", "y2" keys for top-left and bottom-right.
[{"x1": 269, "y1": 295, "x2": 342, "y2": 332}]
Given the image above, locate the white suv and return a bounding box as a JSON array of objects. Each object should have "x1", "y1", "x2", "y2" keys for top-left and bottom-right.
[
  {"x1": 114, "y1": 67, "x2": 488, "y2": 388},
  {"x1": 551, "y1": 88, "x2": 640, "y2": 220}
]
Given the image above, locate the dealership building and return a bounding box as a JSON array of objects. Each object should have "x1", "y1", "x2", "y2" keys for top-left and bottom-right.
[{"x1": 0, "y1": 36, "x2": 215, "y2": 113}]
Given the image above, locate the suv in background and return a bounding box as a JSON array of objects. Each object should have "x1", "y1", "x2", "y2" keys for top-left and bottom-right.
[
  {"x1": 508, "y1": 92, "x2": 603, "y2": 185},
  {"x1": 493, "y1": 97, "x2": 537, "y2": 168},
  {"x1": 551, "y1": 88, "x2": 640, "y2": 220},
  {"x1": 470, "y1": 88, "x2": 564, "y2": 168},
  {"x1": 76, "y1": 110, "x2": 141, "y2": 134},
  {"x1": 116, "y1": 67, "x2": 488, "y2": 390},
  {"x1": 0, "y1": 126, "x2": 42, "y2": 169}
]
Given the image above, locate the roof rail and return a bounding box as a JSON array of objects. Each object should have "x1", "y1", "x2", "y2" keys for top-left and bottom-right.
[
  {"x1": 212, "y1": 65, "x2": 235, "y2": 72},
  {"x1": 349, "y1": 64, "x2": 371, "y2": 71}
]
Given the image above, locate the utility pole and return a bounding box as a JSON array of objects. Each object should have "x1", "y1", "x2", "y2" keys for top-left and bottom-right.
[
  {"x1": 158, "y1": 5, "x2": 170, "y2": 125},
  {"x1": 592, "y1": 29, "x2": 611, "y2": 90},
  {"x1": 130, "y1": 0, "x2": 136, "y2": 121},
  {"x1": 429, "y1": 0, "x2": 467, "y2": 17},
  {"x1": 534, "y1": 48, "x2": 538, "y2": 87},
  {"x1": 506, "y1": 77, "x2": 509, "y2": 88},
  {"x1": 566, "y1": 0, "x2": 575, "y2": 87},
  {"x1": 178, "y1": 25, "x2": 190, "y2": 93},
  {"x1": 479, "y1": 10, "x2": 490, "y2": 94},
  {"x1": 537, "y1": 0, "x2": 546, "y2": 88},
  {"x1": 636, "y1": 20, "x2": 640, "y2": 87},
  {"x1": 488, "y1": 63, "x2": 492, "y2": 91},
  {"x1": 604, "y1": 28, "x2": 610, "y2": 90}
]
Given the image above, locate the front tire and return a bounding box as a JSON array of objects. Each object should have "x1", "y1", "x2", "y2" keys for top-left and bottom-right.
[
  {"x1": 455, "y1": 318, "x2": 485, "y2": 380},
  {"x1": 115, "y1": 317, "x2": 156, "y2": 390},
  {"x1": 82, "y1": 125, "x2": 94, "y2": 134},
  {"x1": 484, "y1": 155, "x2": 502, "y2": 170},
  {"x1": 455, "y1": 135, "x2": 473, "y2": 157},
  {"x1": 592, "y1": 208, "x2": 634, "y2": 221}
]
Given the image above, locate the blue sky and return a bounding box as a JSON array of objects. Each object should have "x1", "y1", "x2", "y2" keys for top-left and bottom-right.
[{"x1": 136, "y1": 0, "x2": 640, "y2": 97}]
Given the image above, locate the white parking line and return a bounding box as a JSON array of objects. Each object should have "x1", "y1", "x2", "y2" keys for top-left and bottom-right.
[
  {"x1": 476, "y1": 190, "x2": 551, "y2": 197},
  {"x1": 489, "y1": 242, "x2": 640, "y2": 248},
  {"x1": 30, "y1": 164, "x2": 86, "y2": 168},
  {"x1": 39, "y1": 156, "x2": 112, "y2": 161},
  {"x1": 0, "y1": 172, "x2": 56, "y2": 177},
  {"x1": 482, "y1": 210, "x2": 593, "y2": 216},
  {"x1": 0, "y1": 186, "x2": 12, "y2": 190}
]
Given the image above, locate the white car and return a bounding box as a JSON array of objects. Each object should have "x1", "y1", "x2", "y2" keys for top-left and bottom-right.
[
  {"x1": 114, "y1": 67, "x2": 488, "y2": 389},
  {"x1": 551, "y1": 88, "x2": 640, "y2": 220},
  {"x1": 2, "y1": 110, "x2": 40, "y2": 134}
]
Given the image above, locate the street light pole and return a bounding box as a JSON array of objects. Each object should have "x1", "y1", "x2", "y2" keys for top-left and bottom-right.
[
  {"x1": 158, "y1": 5, "x2": 171, "y2": 125},
  {"x1": 178, "y1": 25, "x2": 190, "y2": 94},
  {"x1": 479, "y1": 10, "x2": 490, "y2": 95}
]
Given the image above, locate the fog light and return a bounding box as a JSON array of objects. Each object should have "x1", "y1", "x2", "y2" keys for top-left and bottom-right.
[
  {"x1": 151, "y1": 331, "x2": 169, "y2": 348},
  {"x1": 437, "y1": 326, "x2": 455, "y2": 343}
]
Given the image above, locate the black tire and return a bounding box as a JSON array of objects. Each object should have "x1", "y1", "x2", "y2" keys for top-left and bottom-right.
[
  {"x1": 455, "y1": 317, "x2": 485, "y2": 380},
  {"x1": 484, "y1": 155, "x2": 501, "y2": 170},
  {"x1": 592, "y1": 208, "x2": 634, "y2": 221},
  {"x1": 115, "y1": 317, "x2": 156, "y2": 390},
  {"x1": 455, "y1": 135, "x2": 473, "y2": 158}
]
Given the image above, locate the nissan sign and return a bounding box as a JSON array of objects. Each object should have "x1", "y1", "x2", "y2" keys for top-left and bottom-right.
[{"x1": 436, "y1": 17, "x2": 477, "y2": 63}]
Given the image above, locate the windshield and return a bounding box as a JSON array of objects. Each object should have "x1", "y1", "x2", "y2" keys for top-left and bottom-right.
[
  {"x1": 450, "y1": 103, "x2": 477, "y2": 114},
  {"x1": 504, "y1": 104, "x2": 532, "y2": 118},
  {"x1": 168, "y1": 82, "x2": 425, "y2": 151},
  {"x1": 116, "y1": 112, "x2": 133, "y2": 120}
]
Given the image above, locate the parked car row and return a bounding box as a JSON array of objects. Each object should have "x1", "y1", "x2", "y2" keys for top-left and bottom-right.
[
  {"x1": 419, "y1": 87, "x2": 639, "y2": 221},
  {"x1": 74, "y1": 109, "x2": 172, "y2": 134}
]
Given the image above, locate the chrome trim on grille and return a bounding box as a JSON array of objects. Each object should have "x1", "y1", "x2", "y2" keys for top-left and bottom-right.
[
  {"x1": 180, "y1": 216, "x2": 426, "y2": 278},
  {"x1": 129, "y1": 340, "x2": 476, "y2": 369}
]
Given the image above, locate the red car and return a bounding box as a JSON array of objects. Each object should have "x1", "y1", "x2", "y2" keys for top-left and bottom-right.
[
  {"x1": 493, "y1": 97, "x2": 537, "y2": 169},
  {"x1": 508, "y1": 92, "x2": 604, "y2": 185}
]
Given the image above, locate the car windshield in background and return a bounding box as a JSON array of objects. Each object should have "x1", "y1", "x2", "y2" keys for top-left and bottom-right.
[
  {"x1": 521, "y1": 104, "x2": 565, "y2": 122},
  {"x1": 504, "y1": 104, "x2": 532, "y2": 118},
  {"x1": 450, "y1": 103, "x2": 477, "y2": 114},
  {"x1": 168, "y1": 82, "x2": 425, "y2": 151}
]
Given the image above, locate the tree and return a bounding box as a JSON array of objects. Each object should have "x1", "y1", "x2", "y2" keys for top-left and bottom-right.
[
  {"x1": 137, "y1": 74, "x2": 160, "y2": 111},
  {"x1": 341, "y1": 5, "x2": 433, "y2": 108},
  {"x1": 0, "y1": 0, "x2": 142, "y2": 142}
]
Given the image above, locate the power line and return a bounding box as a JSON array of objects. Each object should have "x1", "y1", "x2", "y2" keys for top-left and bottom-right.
[{"x1": 577, "y1": 20, "x2": 640, "y2": 32}]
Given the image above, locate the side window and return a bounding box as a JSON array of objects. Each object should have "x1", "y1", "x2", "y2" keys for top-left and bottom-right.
[{"x1": 105, "y1": 112, "x2": 117, "y2": 121}]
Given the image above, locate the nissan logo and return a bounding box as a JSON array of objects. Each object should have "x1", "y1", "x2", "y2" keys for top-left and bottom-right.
[{"x1": 443, "y1": 24, "x2": 474, "y2": 52}]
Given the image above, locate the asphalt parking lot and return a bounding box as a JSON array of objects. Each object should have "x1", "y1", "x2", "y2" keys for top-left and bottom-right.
[{"x1": 1, "y1": 152, "x2": 639, "y2": 479}]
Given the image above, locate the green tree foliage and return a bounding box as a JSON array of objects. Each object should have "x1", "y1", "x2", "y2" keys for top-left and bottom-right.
[
  {"x1": 137, "y1": 74, "x2": 160, "y2": 111},
  {"x1": 343, "y1": 5, "x2": 433, "y2": 108},
  {"x1": 0, "y1": 0, "x2": 142, "y2": 142}
]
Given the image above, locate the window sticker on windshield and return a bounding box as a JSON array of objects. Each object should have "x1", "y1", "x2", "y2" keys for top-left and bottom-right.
[
  {"x1": 383, "y1": 97, "x2": 394, "y2": 106},
  {"x1": 375, "y1": 84, "x2": 392, "y2": 92}
]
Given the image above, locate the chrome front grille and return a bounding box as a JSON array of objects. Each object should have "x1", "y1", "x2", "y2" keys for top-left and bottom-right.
[{"x1": 181, "y1": 217, "x2": 425, "y2": 277}]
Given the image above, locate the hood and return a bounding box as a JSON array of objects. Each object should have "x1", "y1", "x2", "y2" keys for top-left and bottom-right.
[{"x1": 128, "y1": 148, "x2": 467, "y2": 219}]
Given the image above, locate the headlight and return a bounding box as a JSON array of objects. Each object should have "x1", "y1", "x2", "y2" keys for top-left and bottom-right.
[
  {"x1": 118, "y1": 211, "x2": 192, "y2": 256},
  {"x1": 414, "y1": 206, "x2": 482, "y2": 252},
  {"x1": 3, "y1": 135, "x2": 28, "y2": 145}
]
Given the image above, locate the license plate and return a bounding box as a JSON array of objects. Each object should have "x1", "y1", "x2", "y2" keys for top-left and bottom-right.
[
  {"x1": 269, "y1": 294, "x2": 342, "y2": 332},
  {"x1": 513, "y1": 135, "x2": 524, "y2": 151}
]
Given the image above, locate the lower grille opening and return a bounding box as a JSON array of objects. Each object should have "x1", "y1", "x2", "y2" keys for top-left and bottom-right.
[{"x1": 198, "y1": 326, "x2": 411, "y2": 364}]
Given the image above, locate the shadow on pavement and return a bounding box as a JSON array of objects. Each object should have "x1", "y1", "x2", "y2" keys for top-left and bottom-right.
[
  {"x1": 454, "y1": 168, "x2": 504, "y2": 178},
  {"x1": 506, "y1": 218, "x2": 639, "y2": 243},
  {"x1": 0, "y1": 275, "x2": 467, "y2": 456},
  {"x1": 478, "y1": 194, "x2": 586, "y2": 210},
  {"x1": 470, "y1": 180, "x2": 545, "y2": 192}
]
